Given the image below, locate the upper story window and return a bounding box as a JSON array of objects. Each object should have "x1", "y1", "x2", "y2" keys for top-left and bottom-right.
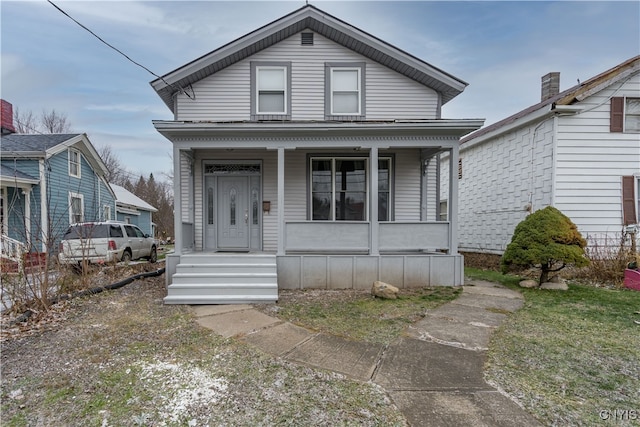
[
  {"x1": 69, "y1": 149, "x2": 81, "y2": 178},
  {"x1": 611, "y1": 97, "x2": 640, "y2": 133},
  {"x1": 251, "y1": 62, "x2": 291, "y2": 120},
  {"x1": 325, "y1": 62, "x2": 365, "y2": 120}
]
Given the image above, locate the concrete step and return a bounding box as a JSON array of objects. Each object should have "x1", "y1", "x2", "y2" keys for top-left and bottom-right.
[
  {"x1": 176, "y1": 263, "x2": 276, "y2": 275},
  {"x1": 180, "y1": 253, "x2": 276, "y2": 264},
  {"x1": 171, "y1": 273, "x2": 278, "y2": 285},
  {"x1": 164, "y1": 294, "x2": 278, "y2": 304}
]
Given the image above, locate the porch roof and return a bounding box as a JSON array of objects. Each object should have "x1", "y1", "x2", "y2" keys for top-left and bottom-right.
[
  {"x1": 0, "y1": 164, "x2": 39, "y2": 185},
  {"x1": 153, "y1": 119, "x2": 484, "y2": 148}
]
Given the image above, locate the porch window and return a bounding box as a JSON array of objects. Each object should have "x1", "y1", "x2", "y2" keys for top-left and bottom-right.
[
  {"x1": 310, "y1": 157, "x2": 391, "y2": 221},
  {"x1": 69, "y1": 192, "x2": 83, "y2": 224},
  {"x1": 325, "y1": 62, "x2": 365, "y2": 119},
  {"x1": 251, "y1": 62, "x2": 291, "y2": 120},
  {"x1": 69, "y1": 149, "x2": 81, "y2": 178}
]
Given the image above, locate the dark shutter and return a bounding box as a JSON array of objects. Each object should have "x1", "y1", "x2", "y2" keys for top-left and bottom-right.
[
  {"x1": 622, "y1": 176, "x2": 637, "y2": 225},
  {"x1": 610, "y1": 97, "x2": 624, "y2": 132}
]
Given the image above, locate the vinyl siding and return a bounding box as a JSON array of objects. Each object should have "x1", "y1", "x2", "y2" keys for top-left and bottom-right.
[
  {"x1": 175, "y1": 31, "x2": 439, "y2": 122},
  {"x1": 189, "y1": 147, "x2": 425, "y2": 250},
  {"x1": 554, "y1": 72, "x2": 640, "y2": 240},
  {"x1": 451, "y1": 118, "x2": 555, "y2": 253}
]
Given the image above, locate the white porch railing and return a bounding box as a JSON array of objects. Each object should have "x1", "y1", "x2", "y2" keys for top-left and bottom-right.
[
  {"x1": 284, "y1": 221, "x2": 450, "y2": 254},
  {"x1": 1, "y1": 234, "x2": 26, "y2": 269}
]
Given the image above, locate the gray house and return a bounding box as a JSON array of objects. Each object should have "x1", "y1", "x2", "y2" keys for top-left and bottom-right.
[
  {"x1": 1, "y1": 125, "x2": 115, "y2": 263},
  {"x1": 151, "y1": 5, "x2": 483, "y2": 304}
]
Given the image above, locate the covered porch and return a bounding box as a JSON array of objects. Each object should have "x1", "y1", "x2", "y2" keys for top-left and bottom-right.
[{"x1": 155, "y1": 120, "x2": 482, "y2": 303}]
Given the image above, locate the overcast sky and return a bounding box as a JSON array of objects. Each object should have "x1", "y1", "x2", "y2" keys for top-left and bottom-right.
[{"x1": 2, "y1": 0, "x2": 638, "y2": 181}]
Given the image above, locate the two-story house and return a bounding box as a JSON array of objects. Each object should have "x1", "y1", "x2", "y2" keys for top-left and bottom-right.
[
  {"x1": 446, "y1": 56, "x2": 639, "y2": 258},
  {"x1": 1, "y1": 102, "x2": 116, "y2": 265},
  {"x1": 151, "y1": 5, "x2": 483, "y2": 304}
]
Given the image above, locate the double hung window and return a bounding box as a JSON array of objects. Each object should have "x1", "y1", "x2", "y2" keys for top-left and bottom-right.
[
  {"x1": 310, "y1": 157, "x2": 391, "y2": 221},
  {"x1": 251, "y1": 62, "x2": 291, "y2": 120},
  {"x1": 69, "y1": 192, "x2": 83, "y2": 224},
  {"x1": 611, "y1": 97, "x2": 640, "y2": 133},
  {"x1": 69, "y1": 149, "x2": 81, "y2": 178},
  {"x1": 325, "y1": 62, "x2": 365, "y2": 119}
]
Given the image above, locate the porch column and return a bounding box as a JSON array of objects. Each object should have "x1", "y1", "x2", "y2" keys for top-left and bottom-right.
[
  {"x1": 173, "y1": 146, "x2": 182, "y2": 255},
  {"x1": 370, "y1": 147, "x2": 379, "y2": 255},
  {"x1": 23, "y1": 187, "x2": 31, "y2": 248},
  {"x1": 448, "y1": 145, "x2": 459, "y2": 255},
  {"x1": 39, "y1": 160, "x2": 47, "y2": 253},
  {"x1": 277, "y1": 147, "x2": 285, "y2": 255}
]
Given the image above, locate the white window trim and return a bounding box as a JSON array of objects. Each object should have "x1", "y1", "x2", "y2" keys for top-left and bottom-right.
[
  {"x1": 309, "y1": 156, "x2": 392, "y2": 221},
  {"x1": 103, "y1": 205, "x2": 111, "y2": 221},
  {"x1": 69, "y1": 148, "x2": 81, "y2": 178},
  {"x1": 330, "y1": 67, "x2": 361, "y2": 116},
  {"x1": 624, "y1": 97, "x2": 640, "y2": 133},
  {"x1": 256, "y1": 66, "x2": 288, "y2": 115},
  {"x1": 69, "y1": 192, "x2": 84, "y2": 224},
  {"x1": 325, "y1": 62, "x2": 366, "y2": 120}
]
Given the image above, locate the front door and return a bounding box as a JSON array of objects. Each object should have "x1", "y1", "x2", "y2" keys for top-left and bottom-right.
[{"x1": 217, "y1": 176, "x2": 250, "y2": 250}]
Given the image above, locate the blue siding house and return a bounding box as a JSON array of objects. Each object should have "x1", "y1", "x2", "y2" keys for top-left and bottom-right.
[
  {"x1": 0, "y1": 132, "x2": 116, "y2": 257},
  {"x1": 111, "y1": 184, "x2": 157, "y2": 237}
]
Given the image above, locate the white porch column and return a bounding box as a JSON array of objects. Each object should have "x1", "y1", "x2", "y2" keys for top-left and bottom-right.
[
  {"x1": 448, "y1": 145, "x2": 459, "y2": 255},
  {"x1": 173, "y1": 146, "x2": 182, "y2": 255},
  {"x1": 23, "y1": 187, "x2": 31, "y2": 248},
  {"x1": 277, "y1": 147, "x2": 285, "y2": 255},
  {"x1": 39, "y1": 160, "x2": 48, "y2": 253},
  {"x1": 370, "y1": 147, "x2": 379, "y2": 255}
]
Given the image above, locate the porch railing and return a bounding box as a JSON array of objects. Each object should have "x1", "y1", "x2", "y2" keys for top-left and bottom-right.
[
  {"x1": 284, "y1": 221, "x2": 450, "y2": 254},
  {"x1": 1, "y1": 234, "x2": 26, "y2": 269}
]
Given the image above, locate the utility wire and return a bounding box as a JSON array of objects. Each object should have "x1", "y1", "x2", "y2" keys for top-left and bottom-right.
[{"x1": 46, "y1": 0, "x2": 194, "y2": 99}]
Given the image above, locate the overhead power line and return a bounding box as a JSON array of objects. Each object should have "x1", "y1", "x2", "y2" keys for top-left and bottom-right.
[{"x1": 46, "y1": 0, "x2": 194, "y2": 99}]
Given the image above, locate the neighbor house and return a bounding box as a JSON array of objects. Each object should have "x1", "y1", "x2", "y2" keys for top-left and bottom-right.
[
  {"x1": 444, "y1": 56, "x2": 639, "y2": 257},
  {"x1": 0, "y1": 102, "x2": 115, "y2": 265},
  {"x1": 111, "y1": 183, "x2": 157, "y2": 237},
  {"x1": 151, "y1": 5, "x2": 483, "y2": 304}
]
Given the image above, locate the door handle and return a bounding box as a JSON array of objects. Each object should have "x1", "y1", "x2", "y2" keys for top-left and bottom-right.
[{"x1": 244, "y1": 209, "x2": 249, "y2": 224}]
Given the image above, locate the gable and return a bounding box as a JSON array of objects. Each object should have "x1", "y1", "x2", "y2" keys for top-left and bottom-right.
[
  {"x1": 151, "y1": 5, "x2": 466, "y2": 113},
  {"x1": 174, "y1": 31, "x2": 440, "y2": 122}
]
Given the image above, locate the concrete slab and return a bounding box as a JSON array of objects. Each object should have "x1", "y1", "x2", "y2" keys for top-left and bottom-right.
[
  {"x1": 242, "y1": 322, "x2": 315, "y2": 356},
  {"x1": 406, "y1": 316, "x2": 494, "y2": 351},
  {"x1": 426, "y1": 303, "x2": 508, "y2": 328},
  {"x1": 374, "y1": 338, "x2": 488, "y2": 391},
  {"x1": 196, "y1": 309, "x2": 281, "y2": 338},
  {"x1": 452, "y1": 293, "x2": 523, "y2": 313},
  {"x1": 463, "y1": 284, "x2": 523, "y2": 300},
  {"x1": 191, "y1": 304, "x2": 253, "y2": 318},
  {"x1": 389, "y1": 390, "x2": 542, "y2": 427},
  {"x1": 285, "y1": 334, "x2": 384, "y2": 381}
]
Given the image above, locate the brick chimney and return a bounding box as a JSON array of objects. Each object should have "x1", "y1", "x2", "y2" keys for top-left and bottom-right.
[
  {"x1": 541, "y1": 72, "x2": 560, "y2": 102},
  {"x1": 1, "y1": 99, "x2": 16, "y2": 135}
]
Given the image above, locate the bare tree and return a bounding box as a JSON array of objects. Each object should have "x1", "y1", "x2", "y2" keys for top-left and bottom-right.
[
  {"x1": 12, "y1": 107, "x2": 71, "y2": 134},
  {"x1": 97, "y1": 145, "x2": 130, "y2": 186},
  {"x1": 13, "y1": 107, "x2": 38, "y2": 134},
  {"x1": 41, "y1": 109, "x2": 71, "y2": 133}
]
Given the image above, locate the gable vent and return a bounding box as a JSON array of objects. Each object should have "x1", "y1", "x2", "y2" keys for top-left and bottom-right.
[{"x1": 301, "y1": 32, "x2": 314, "y2": 46}]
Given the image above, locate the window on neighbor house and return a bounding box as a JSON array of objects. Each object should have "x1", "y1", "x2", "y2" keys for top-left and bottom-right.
[
  {"x1": 251, "y1": 62, "x2": 291, "y2": 119},
  {"x1": 310, "y1": 157, "x2": 391, "y2": 221},
  {"x1": 103, "y1": 205, "x2": 111, "y2": 221},
  {"x1": 325, "y1": 63, "x2": 365, "y2": 119},
  {"x1": 69, "y1": 149, "x2": 81, "y2": 178},
  {"x1": 439, "y1": 200, "x2": 448, "y2": 221},
  {"x1": 610, "y1": 97, "x2": 640, "y2": 133},
  {"x1": 622, "y1": 175, "x2": 639, "y2": 225},
  {"x1": 69, "y1": 192, "x2": 83, "y2": 224}
]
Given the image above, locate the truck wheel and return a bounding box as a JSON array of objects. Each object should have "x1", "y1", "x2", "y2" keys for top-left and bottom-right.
[
  {"x1": 121, "y1": 250, "x2": 132, "y2": 263},
  {"x1": 148, "y1": 247, "x2": 157, "y2": 263}
]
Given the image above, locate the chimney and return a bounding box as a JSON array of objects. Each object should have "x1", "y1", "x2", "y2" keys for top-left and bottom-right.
[
  {"x1": 541, "y1": 72, "x2": 560, "y2": 102},
  {"x1": 1, "y1": 99, "x2": 16, "y2": 135}
]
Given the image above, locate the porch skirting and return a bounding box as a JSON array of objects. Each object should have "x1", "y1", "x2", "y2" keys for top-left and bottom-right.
[{"x1": 277, "y1": 254, "x2": 464, "y2": 289}]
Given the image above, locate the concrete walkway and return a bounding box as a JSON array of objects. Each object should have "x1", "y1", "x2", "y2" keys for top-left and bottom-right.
[{"x1": 192, "y1": 280, "x2": 542, "y2": 426}]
